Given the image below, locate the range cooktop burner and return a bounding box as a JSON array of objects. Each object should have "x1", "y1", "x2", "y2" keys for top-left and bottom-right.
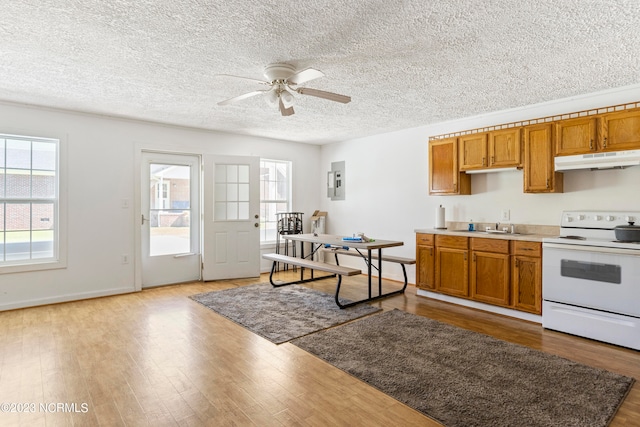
[{"x1": 613, "y1": 240, "x2": 640, "y2": 244}]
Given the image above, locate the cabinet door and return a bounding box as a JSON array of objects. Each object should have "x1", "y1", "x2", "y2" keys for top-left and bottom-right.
[
  {"x1": 429, "y1": 138, "x2": 471, "y2": 195},
  {"x1": 471, "y1": 251, "x2": 510, "y2": 306},
  {"x1": 435, "y1": 247, "x2": 468, "y2": 297},
  {"x1": 512, "y1": 255, "x2": 541, "y2": 314},
  {"x1": 459, "y1": 133, "x2": 487, "y2": 170},
  {"x1": 555, "y1": 117, "x2": 597, "y2": 156},
  {"x1": 600, "y1": 109, "x2": 640, "y2": 151},
  {"x1": 488, "y1": 128, "x2": 521, "y2": 167},
  {"x1": 416, "y1": 245, "x2": 435, "y2": 290},
  {"x1": 523, "y1": 123, "x2": 563, "y2": 193}
]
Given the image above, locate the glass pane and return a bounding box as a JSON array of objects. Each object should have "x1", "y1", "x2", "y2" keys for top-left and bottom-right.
[
  {"x1": 32, "y1": 230, "x2": 54, "y2": 259},
  {"x1": 226, "y1": 165, "x2": 238, "y2": 183},
  {"x1": 32, "y1": 141, "x2": 56, "y2": 171},
  {"x1": 0, "y1": 139, "x2": 5, "y2": 168},
  {"x1": 238, "y1": 165, "x2": 249, "y2": 182},
  {"x1": 149, "y1": 163, "x2": 191, "y2": 257},
  {"x1": 6, "y1": 169, "x2": 31, "y2": 198},
  {"x1": 0, "y1": 170, "x2": 4, "y2": 199},
  {"x1": 32, "y1": 203, "x2": 54, "y2": 231},
  {"x1": 6, "y1": 203, "x2": 30, "y2": 232},
  {"x1": 5, "y1": 231, "x2": 30, "y2": 261},
  {"x1": 238, "y1": 202, "x2": 249, "y2": 220},
  {"x1": 6, "y1": 139, "x2": 30, "y2": 169},
  {"x1": 150, "y1": 223, "x2": 190, "y2": 256},
  {"x1": 32, "y1": 171, "x2": 56, "y2": 198},
  {"x1": 227, "y1": 202, "x2": 238, "y2": 220},
  {"x1": 227, "y1": 183, "x2": 238, "y2": 201},
  {"x1": 214, "y1": 183, "x2": 226, "y2": 202},
  {"x1": 238, "y1": 183, "x2": 249, "y2": 201},
  {"x1": 215, "y1": 164, "x2": 226, "y2": 183},
  {"x1": 0, "y1": 203, "x2": 4, "y2": 231},
  {"x1": 215, "y1": 202, "x2": 226, "y2": 220}
]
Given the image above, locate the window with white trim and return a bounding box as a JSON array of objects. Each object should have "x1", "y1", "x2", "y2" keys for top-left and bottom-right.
[
  {"x1": 0, "y1": 134, "x2": 59, "y2": 267},
  {"x1": 259, "y1": 159, "x2": 292, "y2": 243}
]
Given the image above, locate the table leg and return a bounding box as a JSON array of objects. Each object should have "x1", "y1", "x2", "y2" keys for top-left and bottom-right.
[
  {"x1": 378, "y1": 248, "x2": 382, "y2": 296},
  {"x1": 367, "y1": 249, "x2": 372, "y2": 299}
]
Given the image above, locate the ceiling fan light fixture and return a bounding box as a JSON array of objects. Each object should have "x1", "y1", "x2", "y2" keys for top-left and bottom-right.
[{"x1": 265, "y1": 87, "x2": 279, "y2": 108}]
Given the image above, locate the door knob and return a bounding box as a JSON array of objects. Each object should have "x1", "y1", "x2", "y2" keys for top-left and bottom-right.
[
  {"x1": 254, "y1": 223, "x2": 259, "y2": 227},
  {"x1": 254, "y1": 214, "x2": 259, "y2": 219}
]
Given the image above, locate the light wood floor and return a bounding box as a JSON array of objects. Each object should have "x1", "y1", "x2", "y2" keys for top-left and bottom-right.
[{"x1": 0, "y1": 272, "x2": 638, "y2": 426}]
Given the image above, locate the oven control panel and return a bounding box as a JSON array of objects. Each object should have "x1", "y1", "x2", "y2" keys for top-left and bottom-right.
[{"x1": 561, "y1": 211, "x2": 640, "y2": 229}]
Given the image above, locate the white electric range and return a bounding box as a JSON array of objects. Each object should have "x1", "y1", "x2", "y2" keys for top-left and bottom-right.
[{"x1": 542, "y1": 210, "x2": 640, "y2": 350}]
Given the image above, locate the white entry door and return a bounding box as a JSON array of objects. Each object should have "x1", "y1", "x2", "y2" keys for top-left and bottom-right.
[
  {"x1": 141, "y1": 152, "x2": 201, "y2": 287},
  {"x1": 202, "y1": 155, "x2": 260, "y2": 280}
]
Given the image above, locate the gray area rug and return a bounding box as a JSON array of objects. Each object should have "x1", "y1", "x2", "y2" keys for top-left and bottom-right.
[
  {"x1": 190, "y1": 283, "x2": 381, "y2": 344},
  {"x1": 292, "y1": 309, "x2": 634, "y2": 427}
]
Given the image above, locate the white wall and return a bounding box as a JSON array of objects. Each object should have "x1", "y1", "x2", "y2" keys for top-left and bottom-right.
[
  {"x1": 319, "y1": 85, "x2": 640, "y2": 283},
  {"x1": 0, "y1": 102, "x2": 321, "y2": 310}
]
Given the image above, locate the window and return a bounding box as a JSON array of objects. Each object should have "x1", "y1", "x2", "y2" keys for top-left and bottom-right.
[
  {"x1": 260, "y1": 159, "x2": 291, "y2": 243},
  {"x1": 0, "y1": 134, "x2": 61, "y2": 270}
]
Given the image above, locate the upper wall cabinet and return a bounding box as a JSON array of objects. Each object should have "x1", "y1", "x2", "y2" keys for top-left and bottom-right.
[
  {"x1": 523, "y1": 124, "x2": 563, "y2": 193},
  {"x1": 459, "y1": 133, "x2": 488, "y2": 170},
  {"x1": 600, "y1": 109, "x2": 640, "y2": 152},
  {"x1": 459, "y1": 129, "x2": 521, "y2": 171},
  {"x1": 429, "y1": 138, "x2": 471, "y2": 195},
  {"x1": 555, "y1": 117, "x2": 597, "y2": 156},
  {"x1": 488, "y1": 128, "x2": 522, "y2": 168}
]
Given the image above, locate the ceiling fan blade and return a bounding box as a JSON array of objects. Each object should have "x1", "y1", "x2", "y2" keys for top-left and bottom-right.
[
  {"x1": 287, "y1": 68, "x2": 325, "y2": 85},
  {"x1": 217, "y1": 90, "x2": 266, "y2": 106},
  {"x1": 215, "y1": 74, "x2": 270, "y2": 85},
  {"x1": 279, "y1": 97, "x2": 295, "y2": 116},
  {"x1": 296, "y1": 87, "x2": 351, "y2": 104}
]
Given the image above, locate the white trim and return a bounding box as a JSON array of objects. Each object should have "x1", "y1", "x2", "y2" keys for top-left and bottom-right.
[{"x1": 0, "y1": 286, "x2": 134, "y2": 311}]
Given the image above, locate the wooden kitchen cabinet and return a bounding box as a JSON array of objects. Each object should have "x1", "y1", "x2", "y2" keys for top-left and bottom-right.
[
  {"x1": 523, "y1": 123, "x2": 563, "y2": 193},
  {"x1": 416, "y1": 233, "x2": 435, "y2": 290},
  {"x1": 435, "y1": 235, "x2": 469, "y2": 297},
  {"x1": 459, "y1": 129, "x2": 521, "y2": 171},
  {"x1": 488, "y1": 128, "x2": 522, "y2": 168},
  {"x1": 511, "y1": 241, "x2": 542, "y2": 314},
  {"x1": 470, "y1": 238, "x2": 510, "y2": 307},
  {"x1": 416, "y1": 233, "x2": 543, "y2": 315},
  {"x1": 555, "y1": 117, "x2": 598, "y2": 156},
  {"x1": 459, "y1": 133, "x2": 488, "y2": 170},
  {"x1": 599, "y1": 109, "x2": 640, "y2": 151},
  {"x1": 429, "y1": 138, "x2": 471, "y2": 195}
]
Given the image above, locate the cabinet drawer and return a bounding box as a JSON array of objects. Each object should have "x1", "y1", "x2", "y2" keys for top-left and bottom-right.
[
  {"x1": 416, "y1": 233, "x2": 434, "y2": 246},
  {"x1": 512, "y1": 240, "x2": 541, "y2": 257},
  {"x1": 435, "y1": 234, "x2": 468, "y2": 250},
  {"x1": 470, "y1": 237, "x2": 509, "y2": 254}
]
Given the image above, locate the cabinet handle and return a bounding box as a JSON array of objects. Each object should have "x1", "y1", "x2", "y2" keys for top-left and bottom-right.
[
  {"x1": 491, "y1": 156, "x2": 495, "y2": 164},
  {"x1": 482, "y1": 157, "x2": 486, "y2": 166},
  {"x1": 589, "y1": 139, "x2": 594, "y2": 150},
  {"x1": 430, "y1": 248, "x2": 433, "y2": 256},
  {"x1": 546, "y1": 179, "x2": 550, "y2": 189},
  {"x1": 472, "y1": 253, "x2": 476, "y2": 262},
  {"x1": 515, "y1": 259, "x2": 519, "y2": 268},
  {"x1": 464, "y1": 252, "x2": 467, "y2": 261},
  {"x1": 603, "y1": 137, "x2": 607, "y2": 148}
]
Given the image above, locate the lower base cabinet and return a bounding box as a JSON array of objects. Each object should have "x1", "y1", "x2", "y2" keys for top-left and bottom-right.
[{"x1": 416, "y1": 233, "x2": 542, "y2": 315}]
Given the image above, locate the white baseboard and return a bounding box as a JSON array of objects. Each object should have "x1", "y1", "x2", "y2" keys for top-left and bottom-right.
[{"x1": 0, "y1": 287, "x2": 136, "y2": 311}]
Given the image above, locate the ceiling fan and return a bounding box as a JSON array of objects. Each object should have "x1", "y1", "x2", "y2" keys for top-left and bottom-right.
[{"x1": 217, "y1": 63, "x2": 351, "y2": 116}]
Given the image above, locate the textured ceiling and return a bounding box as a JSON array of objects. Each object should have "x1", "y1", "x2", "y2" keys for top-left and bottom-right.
[{"x1": 1, "y1": 1, "x2": 640, "y2": 144}]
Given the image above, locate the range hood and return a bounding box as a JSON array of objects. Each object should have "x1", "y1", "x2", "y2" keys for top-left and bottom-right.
[{"x1": 554, "y1": 149, "x2": 640, "y2": 171}]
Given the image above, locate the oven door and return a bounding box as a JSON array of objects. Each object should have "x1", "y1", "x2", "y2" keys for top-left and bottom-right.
[{"x1": 542, "y1": 243, "x2": 640, "y2": 318}]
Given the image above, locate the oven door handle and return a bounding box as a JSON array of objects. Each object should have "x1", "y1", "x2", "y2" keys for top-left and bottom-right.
[{"x1": 542, "y1": 242, "x2": 640, "y2": 256}]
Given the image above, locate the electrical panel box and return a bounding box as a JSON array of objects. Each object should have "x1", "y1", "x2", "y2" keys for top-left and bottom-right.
[{"x1": 327, "y1": 161, "x2": 345, "y2": 200}]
